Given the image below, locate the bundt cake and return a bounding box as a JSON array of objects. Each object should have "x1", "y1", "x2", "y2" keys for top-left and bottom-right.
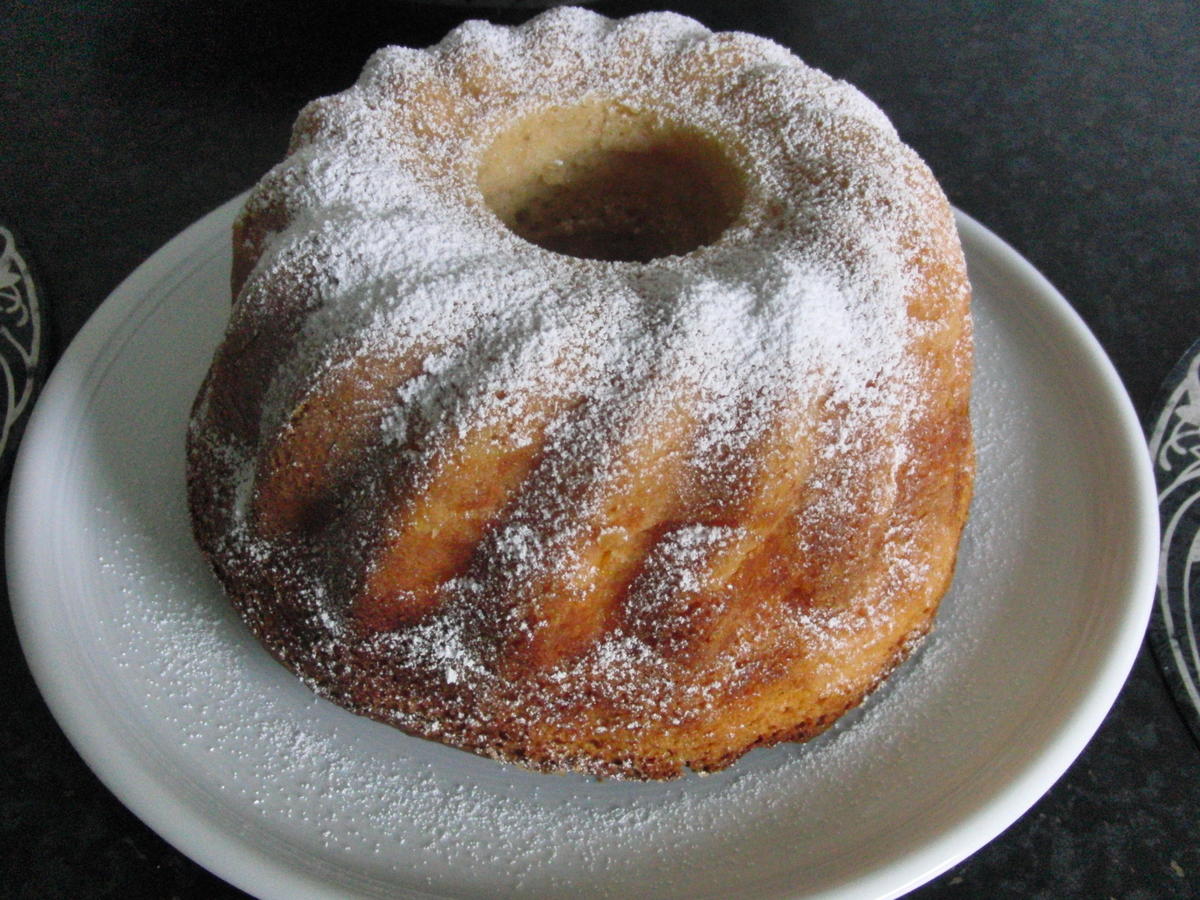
[{"x1": 187, "y1": 7, "x2": 973, "y2": 779}]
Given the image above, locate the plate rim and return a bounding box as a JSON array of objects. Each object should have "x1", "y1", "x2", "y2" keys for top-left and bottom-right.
[{"x1": 5, "y1": 197, "x2": 1159, "y2": 900}]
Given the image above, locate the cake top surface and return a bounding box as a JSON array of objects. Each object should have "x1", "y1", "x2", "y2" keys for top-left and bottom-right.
[{"x1": 234, "y1": 5, "x2": 933, "y2": 485}]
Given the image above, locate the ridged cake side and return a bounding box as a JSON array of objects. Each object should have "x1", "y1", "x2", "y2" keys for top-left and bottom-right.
[{"x1": 187, "y1": 7, "x2": 973, "y2": 779}]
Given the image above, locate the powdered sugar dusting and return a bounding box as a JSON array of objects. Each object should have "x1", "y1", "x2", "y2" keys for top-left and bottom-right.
[{"x1": 187, "y1": 6, "x2": 971, "y2": 777}]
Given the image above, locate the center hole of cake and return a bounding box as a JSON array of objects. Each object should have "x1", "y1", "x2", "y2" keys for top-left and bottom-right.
[{"x1": 478, "y1": 101, "x2": 746, "y2": 263}]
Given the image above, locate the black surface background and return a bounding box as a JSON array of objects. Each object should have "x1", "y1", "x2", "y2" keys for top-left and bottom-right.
[{"x1": 3, "y1": 1, "x2": 1198, "y2": 897}]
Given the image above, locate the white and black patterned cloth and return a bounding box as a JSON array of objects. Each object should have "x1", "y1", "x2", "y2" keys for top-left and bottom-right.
[
  {"x1": 1148, "y1": 337, "x2": 1200, "y2": 751},
  {"x1": 0, "y1": 226, "x2": 45, "y2": 478}
]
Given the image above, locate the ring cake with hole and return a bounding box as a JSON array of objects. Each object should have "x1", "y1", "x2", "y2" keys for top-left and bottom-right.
[{"x1": 187, "y1": 7, "x2": 974, "y2": 779}]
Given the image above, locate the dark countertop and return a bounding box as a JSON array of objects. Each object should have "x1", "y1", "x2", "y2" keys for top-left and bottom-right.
[{"x1": 3, "y1": 1, "x2": 1197, "y2": 896}]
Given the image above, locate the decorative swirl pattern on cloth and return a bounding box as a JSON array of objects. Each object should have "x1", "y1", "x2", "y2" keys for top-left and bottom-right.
[
  {"x1": 1147, "y1": 337, "x2": 1200, "y2": 749},
  {"x1": 0, "y1": 226, "x2": 44, "y2": 475}
]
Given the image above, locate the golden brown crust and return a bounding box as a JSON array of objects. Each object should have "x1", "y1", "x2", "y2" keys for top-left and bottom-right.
[{"x1": 186, "y1": 8, "x2": 973, "y2": 780}]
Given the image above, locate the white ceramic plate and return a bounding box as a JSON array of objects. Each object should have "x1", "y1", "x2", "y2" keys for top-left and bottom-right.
[{"x1": 8, "y1": 196, "x2": 1157, "y2": 899}]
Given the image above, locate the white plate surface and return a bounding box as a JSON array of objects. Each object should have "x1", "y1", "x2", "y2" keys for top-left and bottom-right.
[{"x1": 8, "y1": 196, "x2": 1158, "y2": 899}]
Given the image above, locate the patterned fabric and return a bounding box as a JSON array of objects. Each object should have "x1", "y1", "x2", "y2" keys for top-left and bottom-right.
[
  {"x1": 1148, "y1": 337, "x2": 1200, "y2": 749},
  {"x1": 0, "y1": 226, "x2": 45, "y2": 477}
]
